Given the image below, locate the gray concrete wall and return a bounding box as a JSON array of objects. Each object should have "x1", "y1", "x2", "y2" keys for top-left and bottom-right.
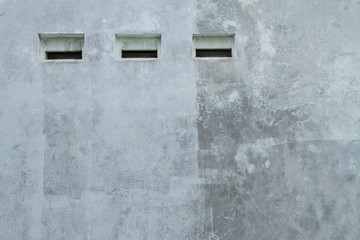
[{"x1": 0, "y1": 0, "x2": 359, "y2": 239}]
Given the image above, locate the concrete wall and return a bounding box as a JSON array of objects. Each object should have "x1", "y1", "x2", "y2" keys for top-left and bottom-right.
[{"x1": 0, "y1": 0, "x2": 359, "y2": 239}]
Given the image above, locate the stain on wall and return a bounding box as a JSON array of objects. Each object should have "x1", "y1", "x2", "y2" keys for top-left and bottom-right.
[{"x1": 196, "y1": 0, "x2": 360, "y2": 239}]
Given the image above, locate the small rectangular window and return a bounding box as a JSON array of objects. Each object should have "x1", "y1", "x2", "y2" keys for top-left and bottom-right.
[
  {"x1": 115, "y1": 34, "x2": 161, "y2": 60},
  {"x1": 193, "y1": 34, "x2": 235, "y2": 59},
  {"x1": 195, "y1": 49, "x2": 232, "y2": 58},
  {"x1": 38, "y1": 33, "x2": 84, "y2": 61},
  {"x1": 121, "y1": 50, "x2": 157, "y2": 58},
  {"x1": 46, "y1": 51, "x2": 82, "y2": 60}
]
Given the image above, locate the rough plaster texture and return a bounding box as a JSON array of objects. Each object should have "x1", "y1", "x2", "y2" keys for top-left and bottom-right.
[{"x1": 0, "y1": 0, "x2": 359, "y2": 239}]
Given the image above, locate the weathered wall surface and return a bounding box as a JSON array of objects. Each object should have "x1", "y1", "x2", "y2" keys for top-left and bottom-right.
[
  {"x1": 0, "y1": 0, "x2": 359, "y2": 239},
  {"x1": 196, "y1": 0, "x2": 360, "y2": 239}
]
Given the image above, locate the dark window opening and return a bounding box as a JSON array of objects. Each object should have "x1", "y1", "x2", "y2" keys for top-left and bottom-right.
[
  {"x1": 196, "y1": 49, "x2": 232, "y2": 58},
  {"x1": 46, "y1": 51, "x2": 82, "y2": 60},
  {"x1": 122, "y1": 50, "x2": 157, "y2": 58}
]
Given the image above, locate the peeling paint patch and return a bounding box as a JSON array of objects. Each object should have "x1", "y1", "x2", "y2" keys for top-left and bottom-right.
[
  {"x1": 227, "y1": 90, "x2": 239, "y2": 103},
  {"x1": 258, "y1": 22, "x2": 276, "y2": 58},
  {"x1": 264, "y1": 160, "x2": 270, "y2": 169}
]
